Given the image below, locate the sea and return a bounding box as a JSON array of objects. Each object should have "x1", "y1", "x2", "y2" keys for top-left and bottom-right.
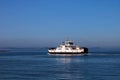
[{"x1": 0, "y1": 48, "x2": 120, "y2": 80}]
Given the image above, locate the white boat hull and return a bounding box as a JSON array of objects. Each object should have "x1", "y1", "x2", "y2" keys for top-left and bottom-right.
[{"x1": 48, "y1": 40, "x2": 88, "y2": 55}]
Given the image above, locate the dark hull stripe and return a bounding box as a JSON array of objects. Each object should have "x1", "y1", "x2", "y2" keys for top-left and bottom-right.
[{"x1": 48, "y1": 52, "x2": 87, "y2": 54}]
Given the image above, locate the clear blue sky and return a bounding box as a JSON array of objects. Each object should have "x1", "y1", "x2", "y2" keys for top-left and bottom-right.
[{"x1": 0, "y1": 0, "x2": 120, "y2": 48}]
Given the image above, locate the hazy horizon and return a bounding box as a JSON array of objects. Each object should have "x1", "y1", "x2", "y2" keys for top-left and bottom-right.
[{"x1": 0, "y1": 0, "x2": 120, "y2": 49}]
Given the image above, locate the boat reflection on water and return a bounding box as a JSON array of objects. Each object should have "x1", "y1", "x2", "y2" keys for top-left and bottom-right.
[
  {"x1": 48, "y1": 53, "x2": 88, "y2": 64},
  {"x1": 56, "y1": 56, "x2": 72, "y2": 64},
  {"x1": 48, "y1": 54, "x2": 87, "y2": 79}
]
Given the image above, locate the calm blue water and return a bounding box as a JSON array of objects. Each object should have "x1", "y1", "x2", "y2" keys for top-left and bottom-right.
[{"x1": 0, "y1": 50, "x2": 120, "y2": 80}]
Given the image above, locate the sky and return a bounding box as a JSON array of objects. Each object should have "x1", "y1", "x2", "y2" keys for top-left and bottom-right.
[{"x1": 0, "y1": 0, "x2": 120, "y2": 48}]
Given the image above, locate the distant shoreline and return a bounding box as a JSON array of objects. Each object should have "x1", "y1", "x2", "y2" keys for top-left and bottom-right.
[{"x1": 0, "y1": 50, "x2": 10, "y2": 52}]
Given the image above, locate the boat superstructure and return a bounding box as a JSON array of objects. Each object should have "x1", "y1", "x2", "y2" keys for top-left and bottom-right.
[{"x1": 48, "y1": 40, "x2": 88, "y2": 54}]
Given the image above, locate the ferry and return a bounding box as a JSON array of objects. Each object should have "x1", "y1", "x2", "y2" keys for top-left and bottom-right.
[{"x1": 48, "y1": 40, "x2": 88, "y2": 54}]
